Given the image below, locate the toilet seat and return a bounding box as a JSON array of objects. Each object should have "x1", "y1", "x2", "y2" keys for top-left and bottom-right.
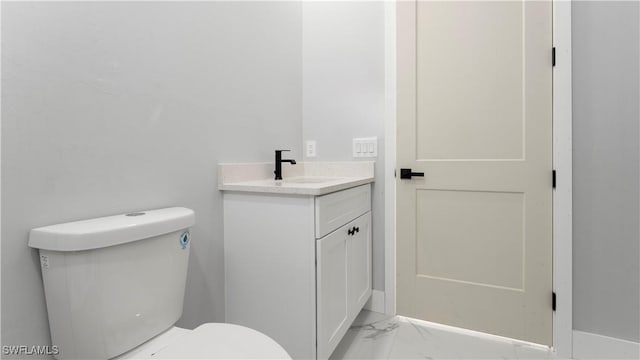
[
  {"x1": 153, "y1": 323, "x2": 291, "y2": 359},
  {"x1": 118, "y1": 324, "x2": 291, "y2": 359}
]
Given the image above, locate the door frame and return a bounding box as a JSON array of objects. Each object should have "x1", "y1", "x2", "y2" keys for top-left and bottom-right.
[{"x1": 383, "y1": 0, "x2": 573, "y2": 357}]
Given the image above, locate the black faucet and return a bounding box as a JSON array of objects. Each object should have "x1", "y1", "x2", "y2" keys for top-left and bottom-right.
[{"x1": 274, "y1": 150, "x2": 297, "y2": 180}]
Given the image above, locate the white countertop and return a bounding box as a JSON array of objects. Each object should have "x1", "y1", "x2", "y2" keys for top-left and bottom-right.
[
  {"x1": 219, "y1": 176, "x2": 373, "y2": 195},
  {"x1": 218, "y1": 162, "x2": 374, "y2": 196}
]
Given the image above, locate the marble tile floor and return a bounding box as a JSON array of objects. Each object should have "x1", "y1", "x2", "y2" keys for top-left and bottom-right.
[{"x1": 331, "y1": 310, "x2": 559, "y2": 360}]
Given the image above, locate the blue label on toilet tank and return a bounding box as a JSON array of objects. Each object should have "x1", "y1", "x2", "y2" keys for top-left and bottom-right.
[{"x1": 179, "y1": 231, "x2": 190, "y2": 250}]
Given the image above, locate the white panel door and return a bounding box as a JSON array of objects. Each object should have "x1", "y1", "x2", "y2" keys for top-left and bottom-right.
[
  {"x1": 396, "y1": 0, "x2": 553, "y2": 345},
  {"x1": 316, "y1": 228, "x2": 349, "y2": 359}
]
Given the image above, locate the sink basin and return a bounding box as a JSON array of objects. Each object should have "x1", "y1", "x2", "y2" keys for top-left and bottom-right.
[{"x1": 282, "y1": 177, "x2": 343, "y2": 184}]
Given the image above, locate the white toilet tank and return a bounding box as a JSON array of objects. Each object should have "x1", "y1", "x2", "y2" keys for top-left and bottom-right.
[{"x1": 28, "y1": 207, "x2": 195, "y2": 360}]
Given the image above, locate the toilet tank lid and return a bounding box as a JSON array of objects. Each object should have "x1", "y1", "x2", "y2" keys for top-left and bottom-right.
[{"x1": 28, "y1": 207, "x2": 195, "y2": 251}]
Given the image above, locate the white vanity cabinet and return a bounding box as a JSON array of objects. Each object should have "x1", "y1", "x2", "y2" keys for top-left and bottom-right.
[{"x1": 223, "y1": 184, "x2": 372, "y2": 359}]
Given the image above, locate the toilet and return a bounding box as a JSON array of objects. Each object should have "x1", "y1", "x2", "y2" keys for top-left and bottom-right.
[{"x1": 28, "y1": 207, "x2": 290, "y2": 360}]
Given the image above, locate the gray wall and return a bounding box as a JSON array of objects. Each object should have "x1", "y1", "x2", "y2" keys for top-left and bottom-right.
[
  {"x1": 302, "y1": 1, "x2": 386, "y2": 290},
  {"x1": 572, "y1": 1, "x2": 640, "y2": 342},
  {"x1": 1, "y1": 1, "x2": 302, "y2": 351}
]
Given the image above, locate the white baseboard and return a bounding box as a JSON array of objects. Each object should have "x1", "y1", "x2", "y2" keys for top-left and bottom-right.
[
  {"x1": 573, "y1": 330, "x2": 639, "y2": 359},
  {"x1": 364, "y1": 290, "x2": 385, "y2": 313}
]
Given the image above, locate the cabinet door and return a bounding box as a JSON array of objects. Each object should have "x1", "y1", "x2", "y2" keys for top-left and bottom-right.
[
  {"x1": 348, "y1": 212, "x2": 372, "y2": 316},
  {"x1": 316, "y1": 227, "x2": 349, "y2": 360}
]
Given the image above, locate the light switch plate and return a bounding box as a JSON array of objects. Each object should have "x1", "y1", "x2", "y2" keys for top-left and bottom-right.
[
  {"x1": 352, "y1": 137, "x2": 377, "y2": 158},
  {"x1": 306, "y1": 140, "x2": 317, "y2": 157}
]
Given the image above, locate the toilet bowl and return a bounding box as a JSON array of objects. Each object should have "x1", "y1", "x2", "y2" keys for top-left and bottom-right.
[
  {"x1": 29, "y1": 207, "x2": 290, "y2": 359},
  {"x1": 117, "y1": 324, "x2": 290, "y2": 359}
]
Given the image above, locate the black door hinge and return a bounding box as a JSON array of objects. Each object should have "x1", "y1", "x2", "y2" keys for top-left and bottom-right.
[
  {"x1": 552, "y1": 47, "x2": 556, "y2": 67},
  {"x1": 552, "y1": 292, "x2": 557, "y2": 311},
  {"x1": 552, "y1": 170, "x2": 557, "y2": 189}
]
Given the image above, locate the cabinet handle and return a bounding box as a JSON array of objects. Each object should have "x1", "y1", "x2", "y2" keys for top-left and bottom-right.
[
  {"x1": 355, "y1": 227, "x2": 359, "y2": 233},
  {"x1": 348, "y1": 228, "x2": 355, "y2": 236}
]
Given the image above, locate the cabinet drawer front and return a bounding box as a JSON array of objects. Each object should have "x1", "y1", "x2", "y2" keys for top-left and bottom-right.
[{"x1": 315, "y1": 184, "x2": 371, "y2": 238}]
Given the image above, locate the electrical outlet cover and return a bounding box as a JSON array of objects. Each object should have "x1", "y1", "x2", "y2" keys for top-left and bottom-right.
[{"x1": 306, "y1": 140, "x2": 317, "y2": 157}]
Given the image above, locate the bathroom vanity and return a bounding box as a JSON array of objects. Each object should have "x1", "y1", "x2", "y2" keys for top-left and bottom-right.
[{"x1": 219, "y1": 162, "x2": 374, "y2": 359}]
